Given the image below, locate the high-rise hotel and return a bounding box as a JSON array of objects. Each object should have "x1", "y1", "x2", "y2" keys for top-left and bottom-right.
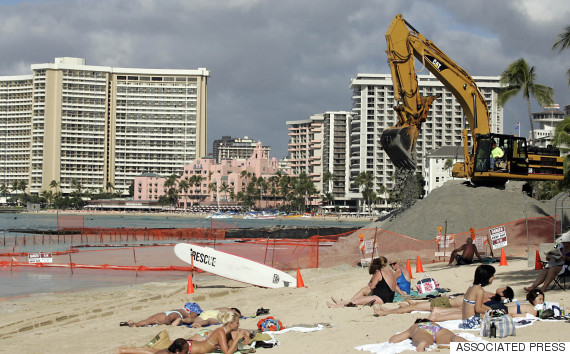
[{"x1": 0, "y1": 57, "x2": 209, "y2": 195}]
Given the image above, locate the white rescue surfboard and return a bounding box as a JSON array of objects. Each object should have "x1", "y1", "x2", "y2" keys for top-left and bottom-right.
[{"x1": 174, "y1": 243, "x2": 297, "y2": 288}]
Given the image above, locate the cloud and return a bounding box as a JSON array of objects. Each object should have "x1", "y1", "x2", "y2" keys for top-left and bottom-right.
[{"x1": 0, "y1": 0, "x2": 568, "y2": 158}]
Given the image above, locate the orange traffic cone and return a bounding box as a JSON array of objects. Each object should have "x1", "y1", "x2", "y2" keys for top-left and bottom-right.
[
  {"x1": 535, "y1": 250, "x2": 543, "y2": 270},
  {"x1": 416, "y1": 256, "x2": 424, "y2": 273},
  {"x1": 186, "y1": 274, "x2": 195, "y2": 294},
  {"x1": 406, "y1": 259, "x2": 413, "y2": 279},
  {"x1": 296, "y1": 269, "x2": 305, "y2": 288},
  {"x1": 499, "y1": 249, "x2": 508, "y2": 266}
]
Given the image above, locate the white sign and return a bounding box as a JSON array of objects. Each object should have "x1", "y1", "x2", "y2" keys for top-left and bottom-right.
[
  {"x1": 475, "y1": 236, "x2": 486, "y2": 250},
  {"x1": 28, "y1": 252, "x2": 53, "y2": 263},
  {"x1": 488, "y1": 225, "x2": 507, "y2": 250}
]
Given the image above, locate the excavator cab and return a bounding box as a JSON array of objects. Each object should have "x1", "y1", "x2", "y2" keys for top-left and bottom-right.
[{"x1": 473, "y1": 134, "x2": 528, "y2": 174}]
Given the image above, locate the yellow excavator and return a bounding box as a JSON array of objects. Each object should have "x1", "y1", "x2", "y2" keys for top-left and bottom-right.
[{"x1": 380, "y1": 14, "x2": 563, "y2": 184}]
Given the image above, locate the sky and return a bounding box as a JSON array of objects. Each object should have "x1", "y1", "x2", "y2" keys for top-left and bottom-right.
[{"x1": 1, "y1": 0, "x2": 569, "y2": 159}]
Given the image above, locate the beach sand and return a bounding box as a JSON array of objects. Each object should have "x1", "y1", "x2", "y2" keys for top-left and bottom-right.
[{"x1": 1, "y1": 258, "x2": 569, "y2": 353}]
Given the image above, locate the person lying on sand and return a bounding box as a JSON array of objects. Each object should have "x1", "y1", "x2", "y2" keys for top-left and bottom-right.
[
  {"x1": 183, "y1": 307, "x2": 242, "y2": 328},
  {"x1": 426, "y1": 288, "x2": 545, "y2": 321},
  {"x1": 121, "y1": 302, "x2": 202, "y2": 327},
  {"x1": 373, "y1": 286, "x2": 513, "y2": 317},
  {"x1": 389, "y1": 318, "x2": 468, "y2": 352},
  {"x1": 117, "y1": 311, "x2": 246, "y2": 354},
  {"x1": 327, "y1": 256, "x2": 396, "y2": 308}
]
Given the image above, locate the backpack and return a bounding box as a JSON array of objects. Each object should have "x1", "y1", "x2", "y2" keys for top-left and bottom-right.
[{"x1": 257, "y1": 316, "x2": 284, "y2": 332}]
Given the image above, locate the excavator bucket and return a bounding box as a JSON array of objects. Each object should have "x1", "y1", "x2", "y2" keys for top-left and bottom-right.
[{"x1": 380, "y1": 125, "x2": 418, "y2": 169}]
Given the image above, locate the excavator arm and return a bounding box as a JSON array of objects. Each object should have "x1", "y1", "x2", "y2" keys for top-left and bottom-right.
[{"x1": 381, "y1": 14, "x2": 490, "y2": 172}]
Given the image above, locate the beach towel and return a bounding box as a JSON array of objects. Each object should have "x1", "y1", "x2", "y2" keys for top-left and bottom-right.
[
  {"x1": 355, "y1": 332, "x2": 487, "y2": 354},
  {"x1": 265, "y1": 323, "x2": 328, "y2": 335}
]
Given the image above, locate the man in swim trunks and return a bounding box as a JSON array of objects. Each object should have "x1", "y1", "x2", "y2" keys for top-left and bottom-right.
[{"x1": 448, "y1": 238, "x2": 483, "y2": 266}]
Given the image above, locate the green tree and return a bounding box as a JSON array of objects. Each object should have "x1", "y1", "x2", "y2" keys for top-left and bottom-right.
[
  {"x1": 551, "y1": 116, "x2": 570, "y2": 191},
  {"x1": 498, "y1": 58, "x2": 554, "y2": 145},
  {"x1": 178, "y1": 179, "x2": 190, "y2": 211},
  {"x1": 552, "y1": 24, "x2": 570, "y2": 86},
  {"x1": 49, "y1": 180, "x2": 60, "y2": 193},
  {"x1": 354, "y1": 171, "x2": 374, "y2": 214}
]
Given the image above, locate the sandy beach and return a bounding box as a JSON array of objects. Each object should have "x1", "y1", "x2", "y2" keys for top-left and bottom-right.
[{"x1": 1, "y1": 257, "x2": 569, "y2": 353}]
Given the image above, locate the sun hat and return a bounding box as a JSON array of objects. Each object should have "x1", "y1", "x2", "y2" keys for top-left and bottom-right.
[{"x1": 184, "y1": 302, "x2": 203, "y2": 315}]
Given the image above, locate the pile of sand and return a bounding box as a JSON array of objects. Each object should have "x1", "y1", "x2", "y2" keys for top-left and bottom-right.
[{"x1": 375, "y1": 180, "x2": 557, "y2": 240}]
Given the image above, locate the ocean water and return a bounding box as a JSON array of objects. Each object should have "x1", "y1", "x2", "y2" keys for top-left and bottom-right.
[{"x1": 0, "y1": 212, "x2": 367, "y2": 298}]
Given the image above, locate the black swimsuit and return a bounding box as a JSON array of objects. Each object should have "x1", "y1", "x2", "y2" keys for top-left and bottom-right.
[{"x1": 371, "y1": 274, "x2": 395, "y2": 303}]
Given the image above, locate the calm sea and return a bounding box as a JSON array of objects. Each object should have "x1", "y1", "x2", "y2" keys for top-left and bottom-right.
[{"x1": 0, "y1": 212, "x2": 367, "y2": 299}]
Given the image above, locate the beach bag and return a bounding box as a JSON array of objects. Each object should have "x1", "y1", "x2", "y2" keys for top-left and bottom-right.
[
  {"x1": 481, "y1": 310, "x2": 515, "y2": 338},
  {"x1": 416, "y1": 275, "x2": 439, "y2": 294},
  {"x1": 146, "y1": 330, "x2": 171, "y2": 349},
  {"x1": 257, "y1": 316, "x2": 284, "y2": 332}
]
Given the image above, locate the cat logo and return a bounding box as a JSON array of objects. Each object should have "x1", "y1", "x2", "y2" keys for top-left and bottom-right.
[{"x1": 424, "y1": 55, "x2": 448, "y2": 72}]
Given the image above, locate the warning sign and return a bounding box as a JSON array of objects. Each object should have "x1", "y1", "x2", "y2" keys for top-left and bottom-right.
[
  {"x1": 28, "y1": 252, "x2": 53, "y2": 263},
  {"x1": 488, "y1": 226, "x2": 507, "y2": 250}
]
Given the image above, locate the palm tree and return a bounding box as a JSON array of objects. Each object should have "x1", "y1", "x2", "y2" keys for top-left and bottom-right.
[
  {"x1": 322, "y1": 170, "x2": 335, "y2": 194},
  {"x1": 552, "y1": 116, "x2": 570, "y2": 191},
  {"x1": 49, "y1": 180, "x2": 60, "y2": 193},
  {"x1": 354, "y1": 171, "x2": 374, "y2": 213},
  {"x1": 498, "y1": 58, "x2": 554, "y2": 145},
  {"x1": 552, "y1": 24, "x2": 570, "y2": 86},
  {"x1": 177, "y1": 179, "x2": 190, "y2": 211},
  {"x1": 0, "y1": 183, "x2": 9, "y2": 199}
]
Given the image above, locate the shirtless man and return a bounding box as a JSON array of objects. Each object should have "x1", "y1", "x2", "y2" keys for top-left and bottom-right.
[{"x1": 448, "y1": 238, "x2": 482, "y2": 266}]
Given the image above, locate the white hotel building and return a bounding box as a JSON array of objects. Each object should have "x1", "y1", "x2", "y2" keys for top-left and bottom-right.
[{"x1": 0, "y1": 57, "x2": 209, "y2": 195}]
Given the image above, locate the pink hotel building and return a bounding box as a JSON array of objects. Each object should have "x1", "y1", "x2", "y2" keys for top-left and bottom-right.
[{"x1": 133, "y1": 142, "x2": 284, "y2": 209}]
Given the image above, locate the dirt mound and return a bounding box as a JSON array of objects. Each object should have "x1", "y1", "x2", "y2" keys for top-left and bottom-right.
[{"x1": 374, "y1": 180, "x2": 555, "y2": 240}]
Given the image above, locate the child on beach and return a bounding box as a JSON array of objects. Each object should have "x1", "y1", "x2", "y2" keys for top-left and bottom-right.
[
  {"x1": 389, "y1": 318, "x2": 468, "y2": 352},
  {"x1": 459, "y1": 264, "x2": 495, "y2": 329}
]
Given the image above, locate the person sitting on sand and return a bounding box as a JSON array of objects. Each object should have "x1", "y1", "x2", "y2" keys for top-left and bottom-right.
[
  {"x1": 390, "y1": 258, "x2": 411, "y2": 295},
  {"x1": 373, "y1": 286, "x2": 513, "y2": 318},
  {"x1": 389, "y1": 318, "x2": 468, "y2": 352},
  {"x1": 122, "y1": 302, "x2": 203, "y2": 327},
  {"x1": 327, "y1": 256, "x2": 396, "y2": 308},
  {"x1": 524, "y1": 231, "x2": 570, "y2": 293},
  {"x1": 459, "y1": 264, "x2": 495, "y2": 329},
  {"x1": 184, "y1": 307, "x2": 242, "y2": 328},
  {"x1": 448, "y1": 238, "x2": 482, "y2": 266},
  {"x1": 117, "y1": 311, "x2": 246, "y2": 354}
]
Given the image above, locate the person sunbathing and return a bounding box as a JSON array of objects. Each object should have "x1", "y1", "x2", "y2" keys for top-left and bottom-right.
[
  {"x1": 122, "y1": 302, "x2": 203, "y2": 327},
  {"x1": 327, "y1": 256, "x2": 396, "y2": 308},
  {"x1": 373, "y1": 286, "x2": 513, "y2": 317},
  {"x1": 390, "y1": 258, "x2": 411, "y2": 295},
  {"x1": 183, "y1": 307, "x2": 242, "y2": 328},
  {"x1": 524, "y1": 232, "x2": 570, "y2": 293},
  {"x1": 117, "y1": 311, "x2": 246, "y2": 354},
  {"x1": 459, "y1": 265, "x2": 495, "y2": 329},
  {"x1": 389, "y1": 319, "x2": 468, "y2": 352}
]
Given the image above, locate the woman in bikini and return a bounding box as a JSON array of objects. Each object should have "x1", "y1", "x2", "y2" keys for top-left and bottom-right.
[
  {"x1": 327, "y1": 256, "x2": 396, "y2": 308},
  {"x1": 123, "y1": 302, "x2": 203, "y2": 327},
  {"x1": 506, "y1": 289, "x2": 544, "y2": 317},
  {"x1": 459, "y1": 264, "x2": 495, "y2": 329},
  {"x1": 117, "y1": 311, "x2": 246, "y2": 354},
  {"x1": 389, "y1": 319, "x2": 468, "y2": 352},
  {"x1": 390, "y1": 258, "x2": 411, "y2": 295}
]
